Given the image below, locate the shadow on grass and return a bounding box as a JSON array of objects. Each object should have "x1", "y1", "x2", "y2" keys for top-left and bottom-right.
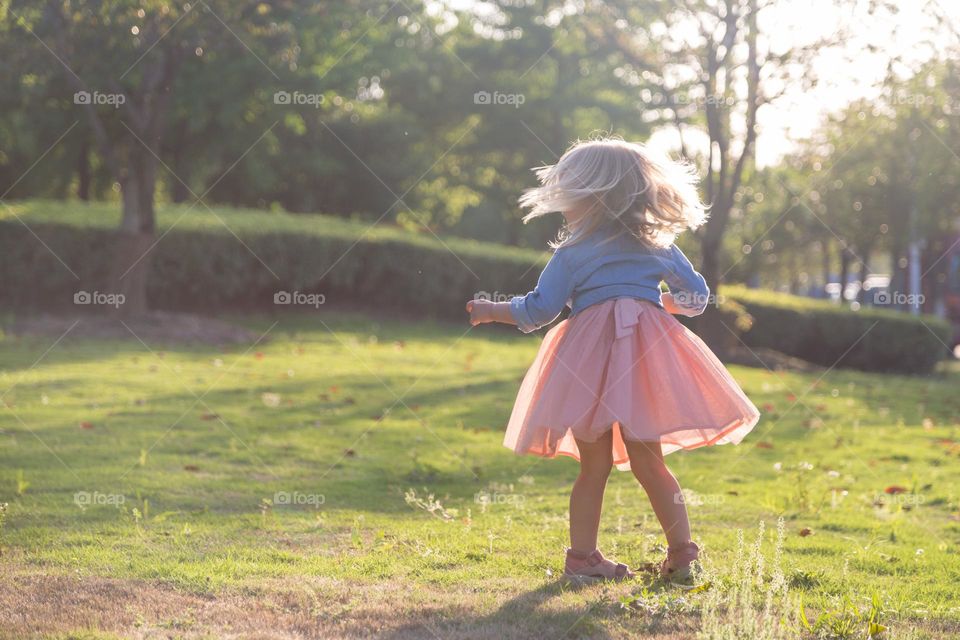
[{"x1": 378, "y1": 579, "x2": 617, "y2": 640}]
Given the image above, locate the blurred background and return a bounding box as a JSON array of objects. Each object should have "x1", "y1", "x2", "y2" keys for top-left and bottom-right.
[{"x1": 1, "y1": 0, "x2": 959, "y2": 373}]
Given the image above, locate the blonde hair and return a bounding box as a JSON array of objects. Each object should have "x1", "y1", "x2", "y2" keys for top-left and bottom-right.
[{"x1": 519, "y1": 137, "x2": 708, "y2": 248}]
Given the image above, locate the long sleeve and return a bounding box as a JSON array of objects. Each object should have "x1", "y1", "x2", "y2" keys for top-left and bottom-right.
[
  {"x1": 651, "y1": 244, "x2": 710, "y2": 316},
  {"x1": 509, "y1": 251, "x2": 574, "y2": 333}
]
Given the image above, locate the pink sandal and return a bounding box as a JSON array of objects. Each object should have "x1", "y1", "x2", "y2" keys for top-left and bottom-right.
[
  {"x1": 659, "y1": 541, "x2": 700, "y2": 582},
  {"x1": 563, "y1": 548, "x2": 635, "y2": 583}
]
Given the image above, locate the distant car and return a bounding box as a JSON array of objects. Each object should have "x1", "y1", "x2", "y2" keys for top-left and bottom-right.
[{"x1": 946, "y1": 247, "x2": 960, "y2": 347}]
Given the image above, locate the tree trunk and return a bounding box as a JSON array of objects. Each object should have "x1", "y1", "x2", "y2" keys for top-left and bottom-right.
[
  {"x1": 838, "y1": 245, "x2": 852, "y2": 305},
  {"x1": 695, "y1": 227, "x2": 726, "y2": 352},
  {"x1": 77, "y1": 139, "x2": 91, "y2": 201},
  {"x1": 856, "y1": 246, "x2": 871, "y2": 304},
  {"x1": 111, "y1": 155, "x2": 158, "y2": 317},
  {"x1": 820, "y1": 239, "x2": 831, "y2": 298},
  {"x1": 169, "y1": 122, "x2": 191, "y2": 203}
]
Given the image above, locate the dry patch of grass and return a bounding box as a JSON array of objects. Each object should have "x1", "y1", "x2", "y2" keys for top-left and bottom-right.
[{"x1": 0, "y1": 567, "x2": 700, "y2": 640}]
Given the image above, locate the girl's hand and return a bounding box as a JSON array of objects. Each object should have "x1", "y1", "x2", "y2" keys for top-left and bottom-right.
[{"x1": 466, "y1": 298, "x2": 495, "y2": 326}]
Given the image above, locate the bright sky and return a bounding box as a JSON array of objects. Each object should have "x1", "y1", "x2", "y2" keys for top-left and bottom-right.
[
  {"x1": 751, "y1": 0, "x2": 959, "y2": 165},
  {"x1": 446, "y1": 0, "x2": 960, "y2": 166}
]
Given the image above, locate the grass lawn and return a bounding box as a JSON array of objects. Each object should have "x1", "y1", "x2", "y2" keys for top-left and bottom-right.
[{"x1": 1, "y1": 311, "x2": 959, "y2": 639}]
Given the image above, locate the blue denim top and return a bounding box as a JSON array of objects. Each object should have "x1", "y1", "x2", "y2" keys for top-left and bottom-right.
[{"x1": 509, "y1": 229, "x2": 710, "y2": 333}]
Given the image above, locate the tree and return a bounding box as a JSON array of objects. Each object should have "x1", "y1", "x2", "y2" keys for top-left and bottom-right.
[
  {"x1": 587, "y1": 0, "x2": 853, "y2": 342},
  {"x1": 6, "y1": 0, "x2": 298, "y2": 313}
]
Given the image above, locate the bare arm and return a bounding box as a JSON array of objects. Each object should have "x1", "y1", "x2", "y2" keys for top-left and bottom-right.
[
  {"x1": 465, "y1": 299, "x2": 516, "y2": 326},
  {"x1": 660, "y1": 292, "x2": 685, "y2": 315}
]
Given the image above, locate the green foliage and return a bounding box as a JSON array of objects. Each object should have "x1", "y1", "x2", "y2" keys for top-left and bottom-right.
[
  {"x1": 723, "y1": 285, "x2": 950, "y2": 374},
  {"x1": 3, "y1": 200, "x2": 949, "y2": 374},
  {"x1": 0, "y1": 200, "x2": 545, "y2": 319}
]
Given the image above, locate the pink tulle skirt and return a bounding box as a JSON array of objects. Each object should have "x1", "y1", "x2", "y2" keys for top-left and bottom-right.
[{"x1": 504, "y1": 297, "x2": 760, "y2": 471}]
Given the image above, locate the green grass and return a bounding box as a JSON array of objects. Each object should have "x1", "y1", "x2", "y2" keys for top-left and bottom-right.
[{"x1": 1, "y1": 311, "x2": 959, "y2": 638}]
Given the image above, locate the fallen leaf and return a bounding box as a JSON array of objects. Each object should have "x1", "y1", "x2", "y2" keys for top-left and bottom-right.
[
  {"x1": 200, "y1": 413, "x2": 219, "y2": 421},
  {"x1": 884, "y1": 486, "x2": 908, "y2": 495},
  {"x1": 184, "y1": 465, "x2": 200, "y2": 472},
  {"x1": 343, "y1": 448, "x2": 356, "y2": 457},
  {"x1": 80, "y1": 421, "x2": 94, "y2": 430},
  {"x1": 799, "y1": 527, "x2": 814, "y2": 537},
  {"x1": 755, "y1": 441, "x2": 774, "y2": 449},
  {"x1": 261, "y1": 393, "x2": 281, "y2": 408}
]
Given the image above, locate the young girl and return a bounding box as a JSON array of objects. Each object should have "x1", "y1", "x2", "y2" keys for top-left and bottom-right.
[{"x1": 466, "y1": 138, "x2": 760, "y2": 583}]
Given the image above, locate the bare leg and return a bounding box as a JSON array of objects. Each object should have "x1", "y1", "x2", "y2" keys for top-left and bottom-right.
[
  {"x1": 624, "y1": 439, "x2": 691, "y2": 548},
  {"x1": 569, "y1": 430, "x2": 613, "y2": 554}
]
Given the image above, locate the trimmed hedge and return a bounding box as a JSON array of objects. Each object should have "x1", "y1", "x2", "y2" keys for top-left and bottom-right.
[
  {"x1": 0, "y1": 200, "x2": 546, "y2": 316},
  {"x1": 1, "y1": 200, "x2": 951, "y2": 374},
  {"x1": 722, "y1": 285, "x2": 952, "y2": 374}
]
